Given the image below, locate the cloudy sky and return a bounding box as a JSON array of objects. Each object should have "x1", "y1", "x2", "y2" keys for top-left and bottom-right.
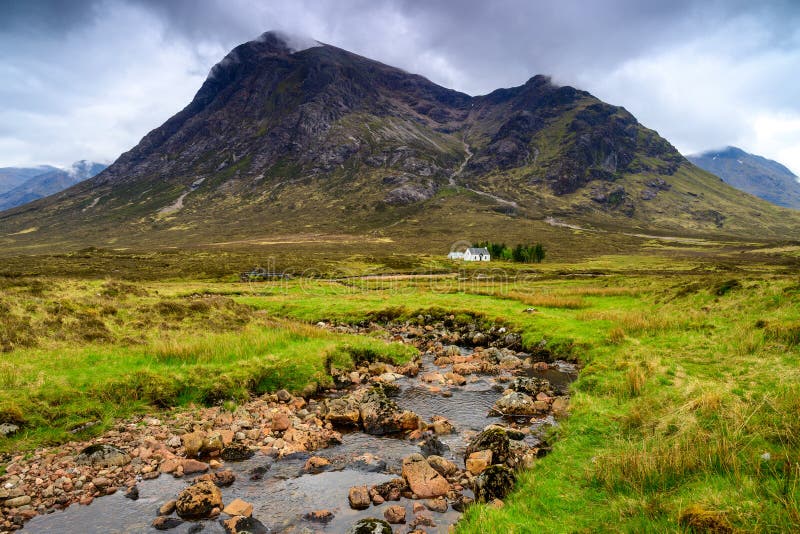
[{"x1": 1, "y1": 0, "x2": 799, "y2": 175}]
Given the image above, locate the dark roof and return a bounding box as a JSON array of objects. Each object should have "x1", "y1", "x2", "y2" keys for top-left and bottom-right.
[{"x1": 467, "y1": 247, "x2": 490, "y2": 255}]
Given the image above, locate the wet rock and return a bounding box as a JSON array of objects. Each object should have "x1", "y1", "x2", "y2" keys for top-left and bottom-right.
[
  {"x1": 304, "y1": 509, "x2": 334, "y2": 523},
  {"x1": 419, "y1": 433, "x2": 449, "y2": 457},
  {"x1": 158, "y1": 500, "x2": 177, "y2": 515},
  {"x1": 450, "y1": 494, "x2": 475, "y2": 513},
  {"x1": 370, "y1": 478, "x2": 408, "y2": 502},
  {"x1": 431, "y1": 416, "x2": 455, "y2": 435},
  {"x1": 350, "y1": 452, "x2": 386, "y2": 472},
  {"x1": 474, "y1": 465, "x2": 516, "y2": 502},
  {"x1": 124, "y1": 485, "x2": 139, "y2": 500},
  {"x1": 222, "y1": 515, "x2": 268, "y2": 534},
  {"x1": 492, "y1": 392, "x2": 539, "y2": 416},
  {"x1": 511, "y1": 376, "x2": 553, "y2": 397},
  {"x1": 384, "y1": 504, "x2": 406, "y2": 524},
  {"x1": 195, "y1": 469, "x2": 236, "y2": 488},
  {"x1": 152, "y1": 516, "x2": 184, "y2": 530},
  {"x1": 426, "y1": 455, "x2": 459, "y2": 478},
  {"x1": 401, "y1": 453, "x2": 450, "y2": 498},
  {"x1": 425, "y1": 497, "x2": 448, "y2": 513},
  {"x1": 248, "y1": 464, "x2": 270, "y2": 481},
  {"x1": 348, "y1": 485, "x2": 371, "y2": 510},
  {"x1": 223, "y1": 498, "x2": 253, "y2": 517},
  {"x1": 346, "y1": 518, "x2": 393, "y2": 534},
  {"x1": 220, "y1": 443, "x2": 254, "y2": 462},
  {"x1": 75, "y1": 443, "x2": 131, "y2": 467},
  {"x1": 304, "y1": 456, "x2": 331, "y2": 472},
  {"x1": 202, "y1": 432, "x2": 225, "y2": 455},
  {"x1": 465, "y1": 427, "x2": 511, "y2": 466},
  {"x1": 359, "y1": 386, "x2": 419, "y2": 435},
  {"x1": 175, "y1": 480, "x2": 223, "y2": 519}
]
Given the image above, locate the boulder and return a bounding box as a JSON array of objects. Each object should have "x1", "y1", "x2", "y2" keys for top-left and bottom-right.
[
  {"x1": 276, "y1": 389, "x2": 292, "y2": 402},
  {"x1": 346, "y1": 518, "x2": 393, "y2": 534},
  {"x1": 222, "y1": 515, "x2": 269, "y2": 534},
  {"x1": 492, "y1": 392, "x2": 538, "y2": 416},
  {"x1": 271, "y1": 412, "x2": 291, "y2": 431},
  {"x1": 175, "y1": 480, "x2": 223, "y2": 519},
  {"x1": 431, "y1": 416, "x2": 455, "y2": 435},
  {"x1": 158, "y1": 500, "x2": 177, "y2": 515},
  {"x1": 510, "y1": 376, "x2": 553, "y2": 397},
  {"x1": 359, "y1": 386, "x2": 419, "y2": 435},
  {"x1": 348, "y1": 485, "x2": 371, "y2": 510},
  {"x1": 75, "y1": 443, "x2": 131, "y2": 467},
  {"x1": 221, "y1": 443, "x2": 255, "y2": 462},
  {"x1": 401, "y1": 454, "x2": 450, "y2": 498},
  {"x1": 324, "y1": 396, "x2": 361, "y2": 427},
  {"x1": 465, "y1": 427, "x2": 511, "y2": 466},
  {"x1": 474, "y1": 465, "x2": 516, "y2": 503}
]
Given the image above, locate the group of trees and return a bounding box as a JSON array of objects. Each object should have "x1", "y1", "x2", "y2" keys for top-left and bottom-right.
[{"x1": 473, "y1": 241, "x2": 546, "y2": 263}]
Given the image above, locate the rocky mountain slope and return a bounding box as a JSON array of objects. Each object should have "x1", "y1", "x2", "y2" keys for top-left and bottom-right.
[
  {"x1": 1, "y1": 31, "x2": 798, "y2": 253},
  {"x1": 0, "y1": 161, "x2": 107, "y2": 212},
  {"x1": 687, "y1": 146, "x2": 800, "y2": 210}
]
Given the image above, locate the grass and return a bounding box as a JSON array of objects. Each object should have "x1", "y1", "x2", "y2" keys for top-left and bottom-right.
[{"x1": 0, "y1": 252, "x2": 799, "y2": 532}]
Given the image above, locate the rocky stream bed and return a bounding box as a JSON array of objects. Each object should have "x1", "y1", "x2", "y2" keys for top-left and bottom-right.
[{"x1": 2, "y1": 316, "x2": 577, "y2": 533}]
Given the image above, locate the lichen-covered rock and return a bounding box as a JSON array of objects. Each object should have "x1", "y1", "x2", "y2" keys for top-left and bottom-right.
[
  {"x1": 465, "y1": 427, "x2": 511, "y2": 466},
  {"x1": 474, "y1": 465, "x2": 516, "y2": 502},
  {"x1": 75, "y1": 443, "x2": 131, "y2": 467},
  {"x1": 491, "y1": 392, "x2": 538, "y2": 416},
  {"x1": 510, "y1": 376, "x2": 554, "y2": 397},
  {"x1": 175, "y1": 480, "x2": 223, "y2": 519},
  {"x1": 426, "y1": 455, "x2": 459, "y2": 478},
  {"x1": 220, "y1": 443, "x2": 255, "y2": 462},
  {"x1": 359, "y1": 386, "x2": 419, "y2": 435},
  {"x1": 324, "y1": 396, "x2": 362, "y2": 427},
  {"x1": 346, "y1": 518, "x2": 393, "y2": 534}
]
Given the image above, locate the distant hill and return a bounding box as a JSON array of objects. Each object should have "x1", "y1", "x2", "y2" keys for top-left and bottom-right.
[
  {"x1": 1, "y1": 31, "x2": 799, "y2": 253},
  {"x1": 687, "y1": 147, "x2": 800, "y2": 210},
  {"x1": 0, "y1": 161, "x2": 106, "y2": 212},
  {"x1": 0, "y1": 166, "x2": 58, "y2": 194}
]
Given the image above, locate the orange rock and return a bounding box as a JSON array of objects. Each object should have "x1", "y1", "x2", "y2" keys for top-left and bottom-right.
[{"x1": 223, "y1": 498, "x2": 253, "y2": 517}]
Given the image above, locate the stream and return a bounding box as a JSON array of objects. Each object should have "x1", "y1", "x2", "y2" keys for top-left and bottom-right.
[{"x1": 22, "y1": 327, "x2": 577, "y2": 534}]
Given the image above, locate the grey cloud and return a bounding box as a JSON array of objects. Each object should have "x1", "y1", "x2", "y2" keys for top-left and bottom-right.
[{"x1": 0, "y1": 0, "x2": 799, "y2": 174}]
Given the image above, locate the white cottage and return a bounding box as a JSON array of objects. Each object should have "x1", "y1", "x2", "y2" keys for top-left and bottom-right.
[
  {"x1": 463, "y1": 247, "x2": 491, "y2": 261},
  {"x1": 447, "y1": 251, "x2": 465, "y2": 260}
]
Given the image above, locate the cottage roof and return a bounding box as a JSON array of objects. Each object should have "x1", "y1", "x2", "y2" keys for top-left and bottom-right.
[{"x1": 467, "y1": 247, "x2": 490, "y2": 255}]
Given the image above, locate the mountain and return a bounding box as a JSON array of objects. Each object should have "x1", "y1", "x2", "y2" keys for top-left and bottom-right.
[
  {"x1": 687, "y1": 146, "x2": 800, "y2": 210},
  {"x1": 0, "y1": 166, "x2": 58, "y2": 194},
  {"x1": 1, "y1": 31, "x2": 798, "y2": 254},
  {"x1": 0, "y1": 161, "x2": 107, "y2": 212}
]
